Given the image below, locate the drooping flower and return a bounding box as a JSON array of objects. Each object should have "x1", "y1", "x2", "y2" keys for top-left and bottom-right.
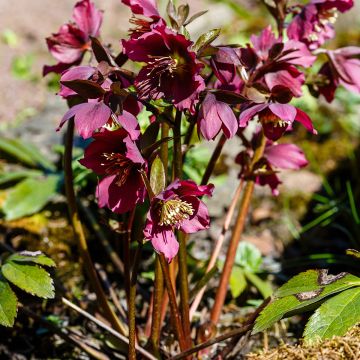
[
  {"x1": 287, "y1": 0, "x2": 353, "y2": 50},
  {"x1": 122, "y1": 22, "x2": 205, "y2": 112},
  {"x1": 122, "y1": 0, "x2": 160, "y2": 18},
  {"x1": 57, "y1": 65, "x2": 141, "y2": 140},
  {"x1": 197, "y1": 93, "x2": 238, "y2": 140},
  {"x1": 44, "y1": 0, "x2": 103, "y2": 75},
  {"x1": 144, "y1": 180, "x2": 214, "y2": 262},
  {"x1": 239, "y1": 102, "x2": 316, "y2": 141},
  {"x1": 316, "y1": 46, "x2": 360, "y2": 102},
  {"x1": 237, "y1": 135, "x2": 308, "y2": 195},
  {"x1": 79, "y1": 129, "x2": 147, "y2": 213}
]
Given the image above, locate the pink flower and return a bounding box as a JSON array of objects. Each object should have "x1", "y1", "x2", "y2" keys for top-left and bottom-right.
[
  {"x1": 237, "y1": 136, "x2": 308, "y2": 195},
  {"x1": 144, "y1": 180, "x2": 214, "y2": 262},
  {"x1": 198, "y1": 93, "x2": 238, "y2": 140},
  {"x1": 44, "y1": 0, "x2": 103, "y2": 75},
  {"x1": 239, "y1": 102, "x2": 316, "y2": 141},
  {"x1": 57, "y1": 65, "x2": 141, "y2": 140},
  {"x1": 79, "y1": 129, "x2": 147, "y2": 213},
  {"x1": 122, "y1": 0, "x2": 160, "y2": 18},
  {"x1": 122, "y1": 23, "x2": 205, "y2": 112},
  {"x1": 317, "y1": 46, "x2": 360, "y2": 102},
  {"x1": 287, "y1": 0, "x2": 353, "y2": 50}
]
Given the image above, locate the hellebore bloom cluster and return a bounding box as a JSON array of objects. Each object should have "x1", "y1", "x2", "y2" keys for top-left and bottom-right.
[
  {"x1": 144, "y1": 180, "x2": 214, "y2": 262},
  {"x1": 317, "y1": 47, "x2": 360, "y2": 102},
  {"x1": 287, "y1": 0, "x2": 354, "y2": 50},
  {"x1": 79, "y1": 129, "x2": 147, "y2": 213},
  {"x1": 44, "y1": 0, "x2": 103, "y2": 75},
  {"x1": 122, "y1": 22, "x2": 205, "y2": 112},
  {"x1": 237, "y1": 135, "x2": 308, "y2": 195},
  {"x1": 57, "y1": 64, "x2": 141, "y2": 139}
]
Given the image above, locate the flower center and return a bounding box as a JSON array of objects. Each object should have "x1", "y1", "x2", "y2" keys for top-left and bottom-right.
[
  {"x1": 260, "y1": 113, "x2": 290, "y2": 128},
  {"x1": 159, "y1": 199, "x2": 194, "y2": 226},
  {"x1": 308, "y1": 8, "x2": 338, "y2": 42},
  {"x1": 101, "y1": 152, "x2": 133, "y2": 186},
  {"x1": 136, "y1": 55, "x2": 180, "y2": 99}
]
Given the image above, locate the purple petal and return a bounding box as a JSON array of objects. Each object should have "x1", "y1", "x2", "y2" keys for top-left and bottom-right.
[
  {"x1": 58, "y1": 102, "x2": 111, "y2": 138},
  {"x1": 166, "y1": 179, "x2": 214, "y2": 198},
  {"x1": 268, "y1": 103, "x2": 297, "y2": 122},
  {"x1": 239, "y1": 103, "x2": 268, "y2": 127},
  {"x1": 124, "y1": 136, "x2": 145, "y2": 165},
  {"x1": 73, "y1": 0, "x2": 103, "y2": 37},
  {"x1": 265, "y1": 143, "x2": 308, "y2": 169},
  {"x1": 122, "y1": 0, "x2": 160, "y2": 18},
  {"x1": 144, "y1": 221, "x2": 179, "y2": 263},
  {"x1": 117, "y1": 111, "x2": 141, "y2": 141},
  {"x1": 59, "y1": 66, "x2": 97, "y2": 97},
  {"x1": 198, "y1": 94, "x2": 222, "y2": 140},
  {"x1": 295, "y1": 108, "x2": 317, "y2": 134},
  {"x1": 179, "y1": 198, "x2": 210, "y2": 234}
]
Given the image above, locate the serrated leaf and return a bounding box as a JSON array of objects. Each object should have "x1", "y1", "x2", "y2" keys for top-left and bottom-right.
[
  {"x1": 183, "y1": 10, "x2": 208, "y2": 26},
  {"x1": 150, "y1": 157, "x2": 166, "y2": 196},
  {"x1": 346, "y1": 249, "x2": 360, "y2": 259},
  {"x1": 2, "y1": 261, "x2": 54, "y2": 299},
  {"x1": 2, "y1": 176, "x2": 58, "y2": 220},
  {"x1": 0, "y1": 137, "x2": 55, "y2": 171},
  {"x1": 193, "y1": 29, "x2": 220, "y2": 53},
  {"x1": 0, "y1": 276, "x2": 17, "y2": 327},
  {"x1": 304, "y1": 287, "x2": 360, "y2": 344},
  {"x1": 275, "y1": 270, "x2": 360, "y2": 298},
  {"x1": 253, "y1": 272, "x2": 360, "y2": 334},
  {"x1": 8, "y1": 251, "x2": 56, "y2": 267},
  {"x1": 230, "y1": 266, "x2": 247, "y2": 298},
  {"x1": 60, "y1": 79, "x2": 105, "y2": 99}
]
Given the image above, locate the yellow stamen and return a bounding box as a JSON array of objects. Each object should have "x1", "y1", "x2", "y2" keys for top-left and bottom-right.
[{"x1": 159, "y1": 199, "x2": 194, "y2": 226}]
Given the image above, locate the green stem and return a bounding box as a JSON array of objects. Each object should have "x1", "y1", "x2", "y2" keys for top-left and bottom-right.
[
  {"x1": 128, "y1": 244, "x2": 143, "y2": 360},
  {"x1": 173, "y1": 110, "x2": 192, "y2": 348},
  {"x1": 64, "y1": 119, "x2": 124, "y2": 334}
]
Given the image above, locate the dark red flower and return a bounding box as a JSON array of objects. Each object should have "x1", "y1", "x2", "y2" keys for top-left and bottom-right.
[
  {"x1": 79, "y1": 129, "x2": 147, "y2": 213},
  {"x1": 122, "y1": 23, "x2": 205, "y2": 112},
  {"x1": 239, "y1": 102, "x2": 316, "y2": 141},
  {"x1": 237, "y1": 135, "x2": 308, "y2": 195},
  {"x1": 122, "y1": 0, "x2": 160, "y2": 18},
  {"x1": 144, "y1": 180, "x2": 214, "y2": 262},
  {"x1": 317, "y1": 46, "x2": 360, "y2": 102},
  {"x1": 287, "y1": 0, "x2": 353, "y2": 50},
  {"x1": 44, "y1": 0, "x2": 103, "y2": 75}
]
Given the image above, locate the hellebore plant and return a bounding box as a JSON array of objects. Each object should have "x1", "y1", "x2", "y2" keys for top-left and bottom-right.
[{"x1": 44, "y1": 0, "x2": 360, "y2": 358}]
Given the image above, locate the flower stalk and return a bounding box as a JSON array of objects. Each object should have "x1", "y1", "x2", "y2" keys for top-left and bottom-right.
[
  {"x1": 64, "y1": 119, "x2": 124, "y2": 334},
  {"x1": 210, "y1": 132, "x2": 267, "y2": 325}
]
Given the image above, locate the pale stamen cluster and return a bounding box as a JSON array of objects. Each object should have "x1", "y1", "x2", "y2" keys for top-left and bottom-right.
[
  {"x1": 159, "y1": 199, "x2": 194, "y2": 226},
  {"x1": 308, "y1": 8, "x2": 338, "y2": 42}
]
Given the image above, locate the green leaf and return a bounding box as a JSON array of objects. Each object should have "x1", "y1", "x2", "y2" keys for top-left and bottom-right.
[
  {"x1": 0, "y1": 276, "x2": 17, "y2": 327},
  {"x1": 304, "y1": 287, "x2": 360, "y2": 344},
  {"x1": 245, "y1": 272, "x2": 272, "y2": 298},
  {"x1": 235, "y1": 242, "x2": 262, "y2": 273},
  {"x1": 230, "y1": 266, "x2": 247, "y2": 298},
  {"x1": 275, "y1": 270, "x2": 360, "y2": 298},
  {"x1": 0, "y1": 137, "x2": 55, "y2": 171},
  {"x1": 193, "y1": 29, "x2": 221, "y2": 52},
  {"x1": 150, "y1": 157, "x2": 166, "y2": 196},
  {"x1": 0, "y1": 170, "x2": 43, "y2": 186},
  {"x1": 8, "y1": 251, "x2": 56, "y2": 267},
  {"x1": 253, "y1": 271, "x2": 360, "y2": 334},
  {"x1": 2, "y1": 176, "x2": 58, "y2": 220},
  {"x1": 2, "y1": 261, "x2": 54, "y2": 299}
]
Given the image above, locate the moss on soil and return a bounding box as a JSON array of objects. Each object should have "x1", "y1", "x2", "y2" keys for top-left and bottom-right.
[{"x1": 246, "y1": 324, "x2": 360, "y2": 360}]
